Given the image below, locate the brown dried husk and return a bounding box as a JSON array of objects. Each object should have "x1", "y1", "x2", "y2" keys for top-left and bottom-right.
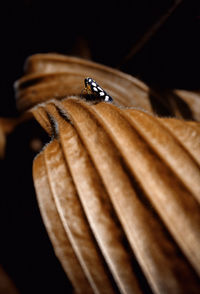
[{"x1": 12, "y1": 54, "x2": 200, "y2": 293}]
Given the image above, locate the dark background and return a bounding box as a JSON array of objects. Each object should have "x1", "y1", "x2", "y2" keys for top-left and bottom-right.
[{"x1": 0, "y1": 1, "x2": 199, "y2": 293}]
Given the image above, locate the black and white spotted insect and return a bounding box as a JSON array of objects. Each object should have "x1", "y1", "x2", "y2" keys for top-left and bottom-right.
[{"x1": 83, "y1": 77, "x2": 113, "y2": 102}]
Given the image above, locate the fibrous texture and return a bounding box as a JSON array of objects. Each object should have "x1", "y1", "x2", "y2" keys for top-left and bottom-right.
[
  {"x1": 13, "y1": 53, "x2": 200, "y2": 293},
  {"x1": 32, "y1": 98, "x2": 200, "y2": 294}
]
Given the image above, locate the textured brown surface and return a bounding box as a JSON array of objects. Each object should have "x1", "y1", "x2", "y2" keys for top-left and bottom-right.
[
  {"x1": 2, "y1": 53, "x2": 198, "y2": 293},
  {"x1": 32, "y1": 97, "x2": 200, "y2": 293},
  {"x1": 15, "y1": 53, "x2": 200, "y2": 121}
]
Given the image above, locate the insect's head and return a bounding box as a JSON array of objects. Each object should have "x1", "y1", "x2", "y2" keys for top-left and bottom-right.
[
  {"x1": 84, "y1": 77, "x2": 95, "y2": 93},
  {"x1": 84, "y1": 77, "x2": 92, "y2": 87}
]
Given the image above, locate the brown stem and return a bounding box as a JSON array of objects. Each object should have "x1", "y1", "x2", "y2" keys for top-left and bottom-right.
[{"x1": 118, "y1": 0, "x2": 183, "y2": 68}]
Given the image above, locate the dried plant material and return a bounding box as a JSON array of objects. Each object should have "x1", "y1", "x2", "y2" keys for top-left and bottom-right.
[
  {"x1": 0, "y1": 265, "x2": 19, "y2": 294},
  {"x1": 0, "y1": 118, "x2": 18, "y2": 158},
  {"x1": 173, "y1": 89, "x2": 200, "y2": 121},
  {"x1": 15, "y1": 54, "x2": 152, "y2": 113},
  {"x1": 34, "y1": 153, "x2": 93, "y2": 294},
  {"x1": 32, "y1": 98, "x2": 200, "y2": 293},
  {"x1": 0, "y1": 125, "x2": 6, "y2": 159},
  {"x1": 5, "y1": 53, "x2": 199, "y2": 292},
  {"x1": 118, "y1": 0, "x2": 182, "y2": 67},
  {"x1": 43, "y1": 103, "x2": 142, "y2": 294},
  {"x1": 29, "y1": 138, "x2": 43, "y2": 152},
  {"x1": 14, "y1": 53, "x2": 200, "y2": 122}
]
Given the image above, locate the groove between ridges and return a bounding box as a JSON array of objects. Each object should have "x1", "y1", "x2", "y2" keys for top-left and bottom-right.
[{"x1": 32, "y1": 98, "x2": 200, "y2": 293}]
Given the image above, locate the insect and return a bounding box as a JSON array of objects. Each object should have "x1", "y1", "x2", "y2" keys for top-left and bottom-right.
[{"x1": 83, "y1": 77, "x2": 113, "y2": 102}]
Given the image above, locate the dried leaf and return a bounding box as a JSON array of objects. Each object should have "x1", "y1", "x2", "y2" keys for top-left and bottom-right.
[
  {"x1": 6, "y1": 53, "x2": 200, "y2": 292},
  {"x1": 33, "y1": 152, "x2": 93, "y2": 294},
  {"x1": 15, "y1": 54, "x2": 152, "y2": 113},
  {"x1": 32, "y1": 98, "x2": 200, "y2": 293},
  {"x1": 14, "y1": 53, "x2": 200, "y2": 122},
  {"x1": 173, "y1": 89, "x2": 200, "y2": 121}
]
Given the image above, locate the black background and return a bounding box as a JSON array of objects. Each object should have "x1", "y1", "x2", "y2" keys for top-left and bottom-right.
[{"x1": 0, "y1": 1, "x2": 199, "y2": 293}]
